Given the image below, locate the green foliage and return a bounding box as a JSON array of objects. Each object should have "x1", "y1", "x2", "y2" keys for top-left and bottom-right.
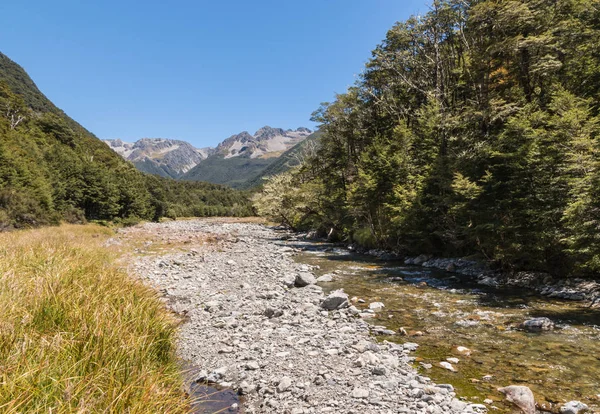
[
  {"x1": 0, "y1": 52, "x2": 252, "y2": 228},
  {"x1": 242, "y1": 131, "x2": 323, "y2": 189},
  {"x1": 254, "y1": 0, "x2": 600, "y2": 278},
  {"x1": 181, "y1": 154, "x2": 273, "y2": 188}
]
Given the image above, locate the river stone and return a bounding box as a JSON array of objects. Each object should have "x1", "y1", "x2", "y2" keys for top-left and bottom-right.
[
  {"x1": 369, "y1": 302, "x2": 385, "y2": 310},
  {"x1": 352, "y1": 387, "x2": 370, "y2": 398},
  {"x1": 277, "y1": 376, "x2": 292, "y2": 392},
  {"x1": 519, "y1": 317, "x2": 554, "y2": 332},
  {"x1": 238, "y1": 380, "x2": 256, "y2": 395},
  {"x1": 316, "y1": 274, "x2": 334, "y2": 282},
  {"x1": 560, "y1": 401, "x2": 589, "y2": 414},
  {"x1": 456, "y1": 346, "x2": 471, "y2": 356},
  {"x1": 320, "y1": 289, "x2": 349, "y2": 310},
  {"x1": 439, "y1": 361, "x2": 456, "y2": 371},
  {"x1": 498, "y1": 385, "x2": 536, "y2": 414},
  {"x1": 413, "y1": 254, "x2": 430, "y2": 265},
  {"x1": 295, "y1": 272, "x2": 317, "y2": 287}
]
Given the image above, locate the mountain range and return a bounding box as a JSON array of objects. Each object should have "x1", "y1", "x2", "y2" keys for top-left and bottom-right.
[{"x1": 103, "y1": 126, "x2": 315, "y2": 188}]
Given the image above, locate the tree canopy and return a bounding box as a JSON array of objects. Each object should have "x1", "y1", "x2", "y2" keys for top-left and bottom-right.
[{"x1": 253, "y1": 0, "x2": 600, "y2": 277}]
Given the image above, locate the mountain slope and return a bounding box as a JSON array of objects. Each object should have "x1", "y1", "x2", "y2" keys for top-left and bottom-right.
[
  {"x1": 0, "y1": 51, "x2": 251, "y2": 228},
  {"x1": 180, "y1": 126, "x2": 312, "y2": 187},
  {"x1": 215, "y1": 126, "x2": 311, "y2": 159},
  {"x1": 104, "y1": 138, "x2": 212, "y2": 178},
  {"x1": 241, "y1": 130, "x2": 322, "y2": 189}
]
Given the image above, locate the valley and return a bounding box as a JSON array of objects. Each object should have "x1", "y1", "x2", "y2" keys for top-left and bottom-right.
[{"x1": 104, "y1": 127, "x2": 314, "y2": 188}]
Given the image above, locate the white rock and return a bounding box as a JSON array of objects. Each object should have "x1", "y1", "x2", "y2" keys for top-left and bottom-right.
[
  {"x1": 352, "y1": 388, "x2": 370, "y2": 399},
  {"x1": 560, "y1": 401, "x2": 589, "y2": 414},
  {"x1": 277, "y1": 376, "x2": 292, "y2": 392},
  {"x1": 317, "y1": 274, "x2": 334, "y2": 282},
  {"x1": 456, "y1": 346, "x2": 471, "y2": 356},
  {"x1": 369, "y1": 302, "x2": 385, "y2": 310},
  {"x1": 439, "y1": 361, "x2": 456, "y2": 371},
  {"x1": 498, "y1": 385, "x2": 536, "y2": 414}
]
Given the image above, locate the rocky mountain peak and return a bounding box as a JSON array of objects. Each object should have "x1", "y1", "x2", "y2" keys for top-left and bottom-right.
[
  {"x1": 104, "y1": 125, "x2": 313, "y2": 180},
  {"x1": 254, "y1": 126, "x2": 286, "y2": 141}
]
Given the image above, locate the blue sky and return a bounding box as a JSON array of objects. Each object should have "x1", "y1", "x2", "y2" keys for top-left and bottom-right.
[{"x1": 0, "y1": 0, "x2": 426, "y2": 147}]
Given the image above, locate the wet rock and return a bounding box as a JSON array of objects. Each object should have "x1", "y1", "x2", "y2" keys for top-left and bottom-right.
[
  {"x1": 519, "y1": 317, "x2": 554, "y2": 332},
  {"x1": 316, "y1": 274, "x2": 333, "y2": 282},
  {"x1": 320, "y1": 289, "x2": 349, "y2": 310},
  {"x1": 413, "y1": 254, "x2": 430, "y2": 265},
  {"x1": 294, "y1": 272, "x2": 317, "y2": 287},
  {"x1": 369, "y1": 302, "x2": 385, "y2": 311},
  {"x1": 467, "y1": 403, "x2": 488, "y2": 412},
  {"x1": 498, "y1": 385, "x2": 536, "y2": 414},
  {"x1": 439, "y1": 361, "x2": 456, "y2": 372},
  {"x1": 560, "y1": 401, "x2": 589, "y2": 414},
  {"x1": 456, "y1": 346, "x2": 471, "y2": 356},
  {"x1": 479, "y1": 277, "x2": 500, "y2": 287}
]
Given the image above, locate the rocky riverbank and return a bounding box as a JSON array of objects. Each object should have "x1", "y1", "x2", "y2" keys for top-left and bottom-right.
[
  {"x1": 118, "y1": 219, "x2": 487, "y2": 414},
  {"x1": 334, "y1": 244, "x2": 600, "y2": 306}
]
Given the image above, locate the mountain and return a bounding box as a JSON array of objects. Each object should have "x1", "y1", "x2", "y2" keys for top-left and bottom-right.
[
  {"x1": 241, "y1": 130, "x2": 322, "y2": 189},
  {"x1": 215, "y1": 126, "x2": 312, "y2": 159},
  {"x1": 0, "y1": 51, "x2": 251, "y2": 228},
  {"x1": 180, "y1": 126, "x2": 312, "y2": 188},
  {"x1": 103, "y1": 138, "x2": 215, "y2": 178},
  {"x1": 103, "y1": 127, "x2": 311, "y2": 183}
]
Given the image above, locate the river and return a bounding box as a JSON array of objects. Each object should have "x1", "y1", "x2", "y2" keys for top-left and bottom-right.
[{"x1": 292, "y1": 240, "x2": 600, "y2": 413}]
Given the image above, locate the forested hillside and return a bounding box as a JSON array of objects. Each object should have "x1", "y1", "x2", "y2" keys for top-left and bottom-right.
[
  {"x1": 254, "y1": 0, "x2": 600, "y2": 277},
  {"x1": 241, "y1": 130, "x2": 322, "y2": 189},
  {"x1": 0, "y1": 52, "x2": 251, "y2": 228},
  {"x1": 180, "y1": 127, "x2": 312, "y2": 188}
]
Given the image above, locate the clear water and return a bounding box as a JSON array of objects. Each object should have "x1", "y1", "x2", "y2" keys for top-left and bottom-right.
[{"x1": 292, "y1": 241, "x2": 600, "y2": 413}]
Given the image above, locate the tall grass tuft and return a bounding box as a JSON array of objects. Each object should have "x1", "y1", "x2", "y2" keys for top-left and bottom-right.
[{"x1": 0, "y1": 224, "x2": 190, "y2": 413}]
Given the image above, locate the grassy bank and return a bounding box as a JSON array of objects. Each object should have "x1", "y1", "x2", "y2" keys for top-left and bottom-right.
[{"x1": 0, "y1": 225, "x2": 190, "y2": 413}]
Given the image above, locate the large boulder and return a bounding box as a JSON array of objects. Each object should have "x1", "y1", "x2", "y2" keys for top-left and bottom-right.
[
  {"x1": 519, "y1": 317, "x2": 554, "y2": 332},
  {"x1": 413, "y1": 254, "x2": 430, "y2": 265},
  {"x1": 294, "y1": 272, "x2": 317, "y2": 287},
  {"x1": 321, "y1": 289, "x2": 349, "y2": 310},
  {"x1": 498, "y1": 385, "x2": 536, "y2": 414}
]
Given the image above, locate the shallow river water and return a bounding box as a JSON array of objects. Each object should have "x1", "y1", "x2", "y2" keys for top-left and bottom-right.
[{"x1": 293, "y1": 242, "x2": 600, "y2": 413}]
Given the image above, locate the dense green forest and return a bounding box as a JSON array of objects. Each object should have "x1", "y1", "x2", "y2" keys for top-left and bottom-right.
[
  {"x1": 181, "y1": 154, "x2": 274, "y2": 189},
  {"x1": 0, "y1": 52, "x2": 252, "y2": 228},
  {"x1": 254, "y1": 0, "x2": 600, "y2": 277}
]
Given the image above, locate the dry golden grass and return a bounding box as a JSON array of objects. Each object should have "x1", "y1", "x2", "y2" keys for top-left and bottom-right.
[{"x1": 0, "y1": 224, "x2": 190, "y2": 413}]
